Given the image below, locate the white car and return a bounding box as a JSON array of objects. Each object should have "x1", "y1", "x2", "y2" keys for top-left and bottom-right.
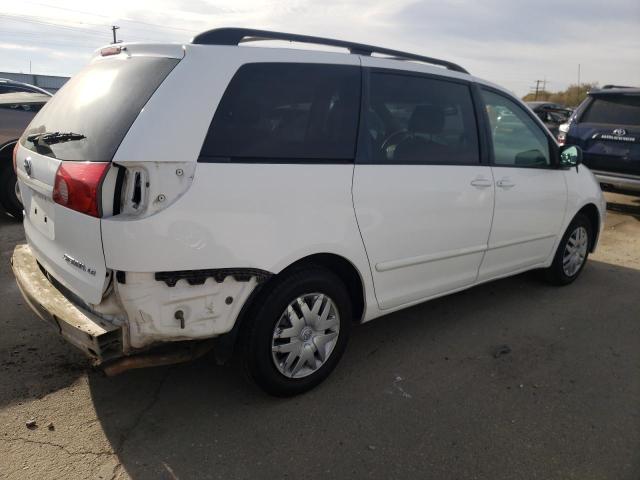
[{"x1": 11, "y1": 29, "x2": 606, "y2": 396}]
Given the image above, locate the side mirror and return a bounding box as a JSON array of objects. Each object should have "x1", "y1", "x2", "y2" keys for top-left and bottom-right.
[{"x1": 559, "y1": 144, "x2": 582, "y2": 170}]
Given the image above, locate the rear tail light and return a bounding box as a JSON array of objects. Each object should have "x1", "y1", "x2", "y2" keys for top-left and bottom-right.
[
  {"x1": 53, "y1": 162, "x2": 110, "y2": 217},
  {"x1": 12, "y1": 143, "x2": 18, "y2": 174},
  {"x1": 557, "y1": 132, "x2": 566, "y2": 146}
]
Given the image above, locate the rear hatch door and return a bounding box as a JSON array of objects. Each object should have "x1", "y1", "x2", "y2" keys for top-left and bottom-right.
[
  {"x1": 15, "y1": 46, "x2": 181, "y2": 304},
  {"x1": 574, "y1": 93, "x2": 640, "y2": 176}
]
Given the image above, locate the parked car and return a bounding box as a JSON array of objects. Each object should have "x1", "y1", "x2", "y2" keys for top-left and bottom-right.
[
  {"x1": 0, "y1": 79, "x2": 52, "y2": 218},
  {"x1": 561, "y1": 85, "x2": 640, "y2": 195},
  {"x1": 526, "y1": 101, "x2": 573, "y2": 137},
  {"x1": 11, "y1": 29, "x2": 606, "y2": 396}
]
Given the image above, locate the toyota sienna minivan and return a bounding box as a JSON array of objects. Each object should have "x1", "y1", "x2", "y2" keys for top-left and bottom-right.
[{"x1": 11, "y1": 28, "x2": 605, "y2": 396}]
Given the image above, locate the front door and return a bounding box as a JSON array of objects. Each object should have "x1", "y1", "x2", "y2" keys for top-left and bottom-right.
[
  {"x1": 478, "y1": 88, "x2": 567, "y2": 281},
  {"x1": 353, "y1": 69, "x2": 494, "y2": 310}
]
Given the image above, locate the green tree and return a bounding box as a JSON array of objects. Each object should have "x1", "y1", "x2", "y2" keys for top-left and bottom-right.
[{"x1": 522, "y1": 83, "x2": 598, "y2": 107}]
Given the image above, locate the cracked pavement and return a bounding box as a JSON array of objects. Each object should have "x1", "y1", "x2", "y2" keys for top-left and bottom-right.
[{"x1": 1, "y1": 192, "x2": 639, "y2": 479}]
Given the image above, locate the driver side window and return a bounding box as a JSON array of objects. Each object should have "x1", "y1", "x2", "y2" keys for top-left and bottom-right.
[
  {"x1": 481, "y1": 89, "x2": 551, "y2": 168},
  {"x1": 366, "y1": 73, "x2": 479, "y2": 164}
]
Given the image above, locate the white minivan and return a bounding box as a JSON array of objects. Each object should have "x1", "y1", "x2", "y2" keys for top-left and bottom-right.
[{"x1": 11, "y1": 29, "x2": 606, "y2": 396}]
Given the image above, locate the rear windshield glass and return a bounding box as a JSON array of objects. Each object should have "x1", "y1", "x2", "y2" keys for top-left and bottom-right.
[
  {"x1": 200, "y1": 63, "x2": 361, "y2": 161},
  {"x1": 21, "y1": 56, "x2": 179, "y2": 161},
  {"x1": 581, "y1": 94, "x2": 640, "y2": 126}
]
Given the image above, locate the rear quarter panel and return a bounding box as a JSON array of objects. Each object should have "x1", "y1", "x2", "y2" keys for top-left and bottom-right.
[{"x1": 101, "y1": 45, "x2": 378, "y2": 320}]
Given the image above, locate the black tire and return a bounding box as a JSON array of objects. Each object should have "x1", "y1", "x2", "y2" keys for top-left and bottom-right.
[
  {"x1": 0, "y1": 158, "x2": 23, "y2": 220},
  {"x1": 242, "y1": 265, "x2": 352, "y2": 397},
  {"x1": 543, "y1": 213, "x2": 592, "y2": 285}
]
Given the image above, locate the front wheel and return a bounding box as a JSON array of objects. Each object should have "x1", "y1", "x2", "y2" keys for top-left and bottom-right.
[
  {"x1": 0, "y1": 159, "x2": 23, "y2": 220},
  {"x1": 242, "y1": 266, "x2": 351, "y2": 397},
  {"x1": 543, "y1": 213, "x2": 592, "y2": 285}
]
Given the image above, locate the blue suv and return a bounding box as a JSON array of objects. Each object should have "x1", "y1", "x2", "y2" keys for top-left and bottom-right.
[{"x1": 562, "y1": 86, "x2": 640, "y2": 195}]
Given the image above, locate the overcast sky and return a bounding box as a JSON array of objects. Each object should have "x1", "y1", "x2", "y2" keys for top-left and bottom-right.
[{"x1": 1, "y1": 0, "x2": 639, "y2": 96}]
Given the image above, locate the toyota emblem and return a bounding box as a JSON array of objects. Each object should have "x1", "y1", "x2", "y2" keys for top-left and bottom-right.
[
  {"x1": 612, "y1": 128, "x2": 627, "y2": 136},
  {"x1": 23, "y1": 158, "x2": 32, "y2": 177}
]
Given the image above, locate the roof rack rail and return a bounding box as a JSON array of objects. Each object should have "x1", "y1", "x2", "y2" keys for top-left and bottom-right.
[
  {"x1": 601, "y1": 84, "x2": 634, "y2": 89},
  {"x1": 191, "y1": 28, "x2": 469, "y2": 74}
]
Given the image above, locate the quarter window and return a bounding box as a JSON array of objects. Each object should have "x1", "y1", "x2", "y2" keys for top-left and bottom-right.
[
  {"x1": 482, "y1": 89, "x2": 551, "y2": 167},
  {"x1": 365, "y1": 73, "x2": 479, "y2": 164},
  {"x1": 200, "y1": 63, "x2": 361, "y2": 161}
]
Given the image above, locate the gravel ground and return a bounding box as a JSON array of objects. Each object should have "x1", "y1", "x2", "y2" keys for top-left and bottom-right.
[{"x1": 0, "y1": 192, "x2": 639, "y2": 480}]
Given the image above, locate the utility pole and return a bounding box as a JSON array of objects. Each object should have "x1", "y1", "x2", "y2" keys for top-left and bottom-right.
[
  {"x1": 531, "y1": 79, "x2": 544, "y2": 100},
  {"x1": 577, "y1": 63, "x2": 581, "y2": 88},
  {"x1": 111, "y1": 25, "x2": 121, "y2": 44}
]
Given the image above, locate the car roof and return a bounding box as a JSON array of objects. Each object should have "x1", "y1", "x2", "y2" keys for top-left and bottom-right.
[
  {"x1": 192, "y1": 27, "x2": 470, "y2": 74},
  {"x1": 0, "y1": 78, "x2": 53, "y2": 96},
  {"x1": 590, "y1": 86, "x2": 640, "y2": 95},
  {"x1": 0, "y1": 91, "x2": 51, "y2": 105}
]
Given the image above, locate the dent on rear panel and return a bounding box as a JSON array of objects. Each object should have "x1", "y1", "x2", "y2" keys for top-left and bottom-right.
[{"x1": 115, "y1": 273, "x2": 258, "y2": 349}]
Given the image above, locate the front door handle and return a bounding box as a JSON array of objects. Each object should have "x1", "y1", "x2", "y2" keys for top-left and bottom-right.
[
  {"x1": 470, "y1": 178, "x2": 493, "y2": 188},
  {"x1": 497, "y1": 178, "x2": 515, "y2": 188}
]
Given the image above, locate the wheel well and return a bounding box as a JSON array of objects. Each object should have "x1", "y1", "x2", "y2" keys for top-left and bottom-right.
[
  {"x1": 278, "y1": 253, "x2": 365, "y2": 323},
  {"x1": 212, "y1": 253, "x2": 366, "y2": 365},
  {"x1": 577, "y1": 203, "x2": 600, "y2": 252},
  {"x1": 0, "y1": 140, "x2": 17, "y2": 160}
]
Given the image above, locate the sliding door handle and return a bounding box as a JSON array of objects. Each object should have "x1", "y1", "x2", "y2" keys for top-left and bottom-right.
[{"x1": 497, "y1": 178, "x2": 515, "y2": 188}]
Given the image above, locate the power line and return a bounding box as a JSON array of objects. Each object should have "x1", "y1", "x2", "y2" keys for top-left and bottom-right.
[
  {"x1": 18, "y1": 1, "x2": 198, "y2": 33},
  {"x1": 0, "y1": 14, "x2": 111, "y2": 39},
  {"x1": 0, "y1": 16, "x2": 160, "y2": 45}
]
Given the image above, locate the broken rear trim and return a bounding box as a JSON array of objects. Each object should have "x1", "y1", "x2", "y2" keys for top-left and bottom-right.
[{"x1": 155, "y1": 268, "x2": 272, "y2": 287}]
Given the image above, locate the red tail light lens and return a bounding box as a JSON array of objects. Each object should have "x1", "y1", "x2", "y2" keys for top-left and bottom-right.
[
  {"x1": 557, "y1": 132, "x2": 566, "y2": 146},
  {"x1": 53, "y1": 162, "x2": 110, "y2": 217},
  {"x1": 100, "y1": 46, "x2": 124, "y2": 56},
  {"x1": 12, "y1": 143, "x2": 18, "y2": 174}
]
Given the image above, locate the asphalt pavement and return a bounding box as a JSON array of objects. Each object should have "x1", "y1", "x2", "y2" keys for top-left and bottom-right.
[{"x1": 1, "y1": 192, "x2": 639, "y2": 480}]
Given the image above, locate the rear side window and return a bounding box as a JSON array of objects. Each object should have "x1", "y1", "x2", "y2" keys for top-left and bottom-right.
[
  {"x1": 200, "y1": 63, "x2": 361, "y2": 162},
  {"x1": 21, "y1": 56, "x2": 179, "y2": 161},
  {"x1": 581, "y1": 95, "x2": 640, "y2": 125},
  {"x1": 0, "y1": 93, "x2": 48, "y2": 113},
  {"x1": 364, "y1": 72, "x2": 479, "y2": 164}
]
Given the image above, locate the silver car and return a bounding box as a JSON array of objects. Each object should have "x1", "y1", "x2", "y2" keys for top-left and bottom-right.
[{"x1": 0, "y1": 79, "x2": 52, "y2": 218}]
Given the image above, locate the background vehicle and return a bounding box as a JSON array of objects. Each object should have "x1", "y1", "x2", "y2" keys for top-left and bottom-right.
[
  {"x1": 11, "y1": 29, "x2": 605, "y2": 396},
  {"x1": 526, "y1": 101, "x2": 573, "y2": 137},
  {"x1": 562, "y1": 85, "x2": 640, "y2": 195},
  {"x1": 0, "y1": 78, "x2": 52, "y2": 218}
]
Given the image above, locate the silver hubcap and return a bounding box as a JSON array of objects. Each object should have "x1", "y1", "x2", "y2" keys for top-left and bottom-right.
[
  {"x1": 563, "y1": 226, "x2": 588, "y2": 277},
  {"x1": 271, "y1": 293, "x2": 340, "y2": 379}
]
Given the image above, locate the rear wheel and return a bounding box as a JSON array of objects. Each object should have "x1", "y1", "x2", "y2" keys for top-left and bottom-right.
[
  {"x1": 543, "y1": 213, "x2": 592, "y2": 285},
  {"x1": 243, "y1": 266, "x2": 351, "y2": 396},
  {"x1": 0, "y1": 158, "x2": 23, "y2": 220}
]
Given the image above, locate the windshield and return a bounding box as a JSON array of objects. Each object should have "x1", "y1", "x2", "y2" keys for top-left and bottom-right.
[
  {"x1": 581, "y1": 94, "x2": 640, "y2": 126},
  {"x1": 21, "y1": 55, "x2": 178, "y2": 161}
]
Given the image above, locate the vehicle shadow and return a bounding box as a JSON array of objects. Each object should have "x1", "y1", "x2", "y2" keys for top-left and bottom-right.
[
  {"x1": 607, "y1": 198, "x2": 640, "y2": 220},
  {"x1": 89, "y1": 259, "x2": 640, "y2": 480}
]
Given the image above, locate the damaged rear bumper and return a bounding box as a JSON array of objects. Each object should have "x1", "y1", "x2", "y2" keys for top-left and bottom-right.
[{"x1": 11, "y1": 244, "x2": 123, "y2": 363}]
